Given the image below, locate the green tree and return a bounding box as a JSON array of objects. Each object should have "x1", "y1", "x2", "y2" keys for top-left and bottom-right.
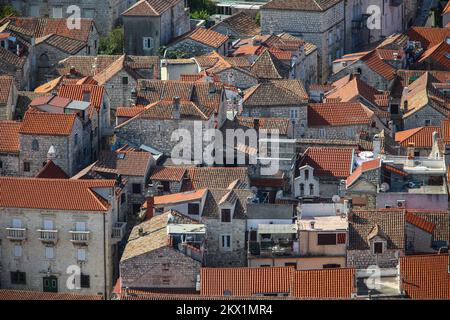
[
  {"x1": 191, "y1": 9, "x2": 210, "y2": 20},
  {"x1": 187, "y1": 0, "x2": 216, "y2": 14},
  {"x1": 255, "y1": 11, "x2": 261, "y2": 26},
  {"x1": 0, "y1": 5, "x2": 20, "y2": 18},
  {"x1": 99, "y1": 27, "x2": 124, "y2": 55}
]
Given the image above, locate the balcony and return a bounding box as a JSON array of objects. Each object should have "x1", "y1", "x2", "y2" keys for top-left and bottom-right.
[
  {"x1": 6, "y1": 228, "x2": 26, "y2": 241},
  {"x1": 69, "y1": 230, "x2": 90, "y2": 244},
  {"x1": 37, "y1": 229, "x2": 58, "y2": 243},
  {"x1": 112, "y1": 222, "x2": 127, "y2": 240},
  {"x1": 248, "y1": 240, "x2": 298, "y2": 257}
]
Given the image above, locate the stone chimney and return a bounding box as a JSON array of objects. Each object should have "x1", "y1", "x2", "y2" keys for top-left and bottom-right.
[
  {"x1": 47, "y1": 145, "x2": 56, "y2": 161},
  {"x1": 172, "y1": 96, "x2": 181, "y2": 120},
  {"x1": 429, "y1": 131, "x2": 441, "y2": 159},
  {"x1": 372, "y1": 134, "x2": 381, "y2": 158},
  {"x1": 145, "y1": 184, "x2": 155, "y2": 220},
  {"x1": 309, "y1": 221, "x2": 315, "y2": 229},
  {"x1": 407, "y1": 143, "x2": 415, "y2": 166}
]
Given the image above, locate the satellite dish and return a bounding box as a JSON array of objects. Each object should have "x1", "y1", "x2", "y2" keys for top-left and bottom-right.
[
  {"x1": 380, "y1": 182, "x2": 390, "y2": 192},
  {"x1": 332, "y1": 195, "x2": 341, "y2": 203}
]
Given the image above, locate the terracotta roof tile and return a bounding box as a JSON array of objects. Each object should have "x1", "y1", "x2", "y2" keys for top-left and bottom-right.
[
  {"x1": 308, "y1": 102, "x2": 374, "y2": 126},
  {"x1": 400, "y1": 254, "x2": 450, "y2": 299},
  {"x1": 406, "y1": 210, "x2": 449, "y2": 243},
  {"x1": 57, "y1": 84, "x2": 105, "y2": 109},
  {"x1": 94, "y1": 150, "x2": 152, "y2": 176},
  {"x1": 405, "y1": 212, "x2": 435, "y2": 234},
  {"x1": 406, "y1": 27, "x2": 450, "y2": 50},
  {"x1": 122, "y1": 0, "x2": 180, "y2": 16},
  {"x1": 250, "y1": 49, "x2": 291, "y2": 80},
  {"x1": 417, "y1": 41, "x2": 450, "y2": 70},
  {"x1": 116, "y1": 106, "x2": 146, "y2": 119},
  {"x1": 0, "y1": 177, "x2": 115, "y2": 211},
  {"x1": 292, "y1": 268, "x2": 356, "y2": 299},
  {"x1": 345, "y1": 158, "x2": 381, "y2": 187},
  {"x1": 0, "y1": 290, "x2": 102, "y2": 300},
  {"x1": 262, "y1": 0, "x2": 342, "y2": 11},
  {"x1": 299, "y1": 147, "x2": 354, "y2": 178},
  {"x1": 211, "y1": 12, "x2": 261, "y2": 38},
  {"x1": 395, "y1": 126, "x2": 441, "y2": 148},
  {"x1": 154, "y1": 189, "x2": 207, "y2": 205},
  {"x1": 0, "y1": 120, "x2": 20, "y2": 153},
  {"x1": 173, "y1": 27, "x2": 229, "y2": 49},
  {"x1": 243, "y1": 79, "x2": 308, "y2": 106},
  {"x1": 150, "y1": 166, "x2": 187, "y2": 181},
  {"x1": 360, "y1": 50, "x2": 396, "y2": 80},
  {"x1": 200, "y1": 267, "x2": 295, "y2": 296},
  {"x1": 36, "y1": 160, "x2": 69, "y2": 179},
  {"x1": 19, "y1": 110, "x2": 77, "y2": 136},
  {"x1": 182, "y1": 167, "x2": 249, "y2": 191},
  {"x1": 0, "y1": 75, "x2": 14, "y2": 105}
]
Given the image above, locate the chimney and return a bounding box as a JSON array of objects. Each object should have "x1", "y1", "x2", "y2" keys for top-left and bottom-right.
[
  {"x1": 429, "y1": 131, "x2": 441, "y2": 159},
  {"x1": 47, "y1": 145, "x2": 56, "y2": 161},
  {"x1": 372, "y1": 134, "x2": 381, "y2": 158},
  {"x1": 407, "y1": 142, "x2": 415, "y2": 160},
  {"x1": 393, "y1": 52, "x2": 398, "y2": 60},
  {"x1": 172, "y1": 96, "x2": 181, "y2": 120},
  {"x1": 208, "y1": 82, "x2": 216, "y2": 94},
  {"x1": 16, "y1": 44, "x2": 20, "y2": 56},
  {"x1": 309, "y1": 221, "x2": 315, "y2": 229},
  {"x1": 138, "y1": 228, "x2": 144, "y2": 237},
  {"x1": 69, "y1": 66, "x2": 77, "y2": 76},
  {"x1": 145, "y1": 184, "x2": 155, "y2": 220}
]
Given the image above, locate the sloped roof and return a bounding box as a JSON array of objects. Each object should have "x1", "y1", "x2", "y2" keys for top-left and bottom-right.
[
  {"x1": 171, "y1": 27, "x2": 229, "y2": 49},
  {"x1": 36, "y1": 160, "x2": 69, "y2": 179},
  {"x1": 0, "y1": 75, "x2": 14, "y2": 105},
  {"x1": 400, "y1": 254, "x2": 450, "y2": 299},
  {"x1": 395, "y1": 126, "x2": 441, "y2": 148},
  {"x1": 154, "y1": 189, "x2": 207, "y2": 205},
  {"x1": 0, "y1": 177, "x2": 115, "y2": 211},
  {"x1": 299, "y1": 147, "x2": 354, "y2": 178},
  {"x1": 262, "y1": 0, "x2": 342, "y2": 11},
  {"x1": 150, "y1": 166, "x2": 187, "y2": 182},
  {"x1": 406, "y1": 27, "x2": 450, "y2": 50},
  {"x1": 345, "y1": 158, "x2": 381, "y2": 187},
  {"x1": 94, "y1": 150, "x2": 152, "y2": 177},
  {"x1": 181, "y1": 167, "x2": 249, "y2": 191},
  {"x1": 57, "y1": 84, "x2": 105, "y2": 109},
  {"x1": 211, "y1": 12, "x2": 261, "y2": 38},
  {"x1": 417, "y1": 41, "x2": 450, "y2": 70},
  {"x1": 359, "y1": 50, "x2": 396, "y2": 81},
  {"x1": 0, "y1": 120, "x2": 21, "y2": 153},
  {"x1": 243, "y1": 79, "x2": 308, "y2": 106},
  {"x1": 348, "y1": 210, "x2": 405, "y2": 250},
  {"x1": 122, "y1": 0, "x2": 180, "y2": 16},
  {"x1": 0, "y1": 290, "x2": 102, "y2": 300},
  {"x1": 308, "y1": 102, "x2": 374, "y2": 127},
  {"x1": 19, "y1": 110, "x2": 77, "y2": 136},
  {"x1": 250, "y1": 49, "x2": 290, "y2": 80}
]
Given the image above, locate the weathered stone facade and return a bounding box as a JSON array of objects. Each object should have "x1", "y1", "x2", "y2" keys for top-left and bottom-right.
[
  {"x1": 0, "y1": 153, "x2": 19, "y2": 176},
  {"x1": 202, "y1": 218, "x2": 247, "y2": 267},
  {"x1": 261, "y1": 1, "x2": 345, "y2": 82},
  {"x1": 347, "y1": 249, "x2": 402, "y2": 269},
  {"x1": 167, "y1": 39, "x2": 227, "y2": 58},
  {"x1": 402, "y1": 104, "x2": 447, "y2": 130},
  {"x1": 120, "y1": 246, "x2": 201, "y2": 289}
]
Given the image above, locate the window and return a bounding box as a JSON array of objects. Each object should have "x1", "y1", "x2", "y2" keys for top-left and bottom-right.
[
  {"x1": 143, "y1": 37, "x2": 154, "y2": 50},
  {"x1": 77, "y1": 248, "x2": 87, "y2": 262},
  {"x1": 285, "y1": 262, "x2": 297, "y2": 268},
  {"x1": 319, "y1": 128, "x2": 326, "y2": 138},
  {"x1": 300, "y1": 183, "x2": 305, "y2": 196},
  {"x1": 13, "y1": 245, "x2": 22, "y2": 257},
  {"x1": 75, "y1": 222, "x2": 86, "y2": 232},
  {"x1": 424, "y1": 119, "x2": 431, "y2": 126},
  {"x1": 80, "y1": 274, "x2": 90, "y2": 288},
  {"x1": 121, "y1": 193, "x2": 126, "y2": 204},
  {"x1": 122, "y1": 77, "x2": 129, "y2": 85},
  {"x1": 390, "y1": 104, "x2": 399, "y2": 114},
  {"x1": 11, "y1": 271, "x2": 26, "y2": 284},
  {"x1": 323, "y1": 264, "x2": 341, "y2": 268},
  {"x1": 74, "y1": 133, "x2": 78, "y2": 146},
  {"x1": 132, "y1": 183, "x2": 141, "y2": 194},
  {"x1": 317, "y1": 233, "x2": 337, "y2": 245},
  {"x1": 309, "y1": 184, "x2": 314, "y2": 196},
  {"x1": 188, "y1": 203, "x2": 200, "y2": 215},
  {"x1": 162, "y1": 181, "x2": 170, "y2": 192},
  {"x1": 52, "y1": 7, "x2": 63, "y2": 18},
  {"x1": 0, "y1": 160, "x2": 2, "y2": 169},
  {"x1": 94, "y1": 40, "x2": 97, "y2": 49},
  {"x1": 32, "y1": 139, "x2": 39, "y2": 151},
  {"x1": 414, "y1": 151, "x2": 420, "y2": 157},
  {"x1": 304, "y1": 169, "x2": 309, "y2": 180},
  {"x1": 220, "y1": 235, "x2": 231, "y2": 250},
  {"x1": 290, "y1": 109, "x2": 299, "y2": 119},
  {"x1": 221, "y1": 209, "x2": 231, "y2": 222},
  {"x1": 45, "y1": 246, "x2": 55, "y2": 259},
  {"x1": 23, "y1": 162, "x2": 30, "y2": 172},
  {"x1": 373, "y1": 242, "x2": 383, "y2": 254}
]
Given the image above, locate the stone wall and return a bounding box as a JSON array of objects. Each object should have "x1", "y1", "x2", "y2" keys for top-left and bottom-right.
[
  {"x1": 403, "y1": 104, "x2": 447, "y2": 130},
  {"x1": 120, "y1": 246, "x2": 200, "y2": 289},
  {"x1": 203, "y1": 218, "x2": 247, "y2": 267},
  {"x1": 167, "y1": 39, "x2": 226, "y2": 58},
  {"x1": 0, "y1": 153, "x2": 19, "y2": 176},
  {"x1": 347, "y1": 249, "x2": 402, "y2": 269},
  {"x1": 216, "y1": 69, "x2": 258, "y2": 90},
  {"x1": 104, "y1": 70, "x2": 137, "y2": 113}
]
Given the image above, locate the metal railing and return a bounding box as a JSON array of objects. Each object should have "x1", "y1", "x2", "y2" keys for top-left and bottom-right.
[
  {"x1": 37, "y1": 229, "x2": 58, "y2": 242},
  {"x1": 6, "y1": 228, "x2": 26, "y2": 240},
  {"x1": 69, "y1": 230, "x2": 90, "y2": 243}
]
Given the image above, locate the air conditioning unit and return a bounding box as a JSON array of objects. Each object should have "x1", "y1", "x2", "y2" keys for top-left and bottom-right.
[{"x1": 397, "y1": 200, "x2": 406, "y2": 208}]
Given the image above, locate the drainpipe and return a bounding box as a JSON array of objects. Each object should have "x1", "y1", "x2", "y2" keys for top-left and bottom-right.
[{"x1": 103, "y1": 210, "x2": 107, "y2": 300}]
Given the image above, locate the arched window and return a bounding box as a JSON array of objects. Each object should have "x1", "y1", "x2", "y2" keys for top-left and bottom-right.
[
  {"x1": 32, "y1": 139, "x2": 39, "y2": 151},
  {"x1": 300, "y1": 183, "x2": 304, "y2": 196},
  {"x1": 38, "y1": 53, "x2": 50, "y2": 68},
  {"x1": 74, "y1": 133, "x2": 78, "y2": 145},
  {"x1": 309, "y1": 184, "x2": 315, "y2": 196}
]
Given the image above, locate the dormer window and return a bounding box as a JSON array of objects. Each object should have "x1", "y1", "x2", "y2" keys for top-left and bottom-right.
[
  {"x1": 221, "y1": 209, "x2": 231, "y2": 223},
  {"x1": 373, "y1": 242, "x2": 383, "y2": 254},
  {"x1": 304, "y1": 169, "x2": 309, "y2": 180}
]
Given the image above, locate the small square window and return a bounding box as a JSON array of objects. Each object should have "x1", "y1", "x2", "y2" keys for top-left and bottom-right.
[
  {"x1": 122, "y1": 77, "x2": 129, "y2": 85},
  {"x1": 23, "y1": 162, "x2": 30, "y2": 172},
  {"x1": 11, "y1": 271, "x2": 26, "y2": 285},
  {"x1": 221, "y1": 209, "x2": 231, "y2": 223},
  {"x1": 80, "y1": 274, "x2": 90, "y2": 288},
  {"x1": 45, "y1": 246, "x2": 55, "y2": 259},
  {"x1": 374, "y1": 242, "x2": 383, "y2": 254},
  {"x1": 77, "y1": 248, "x2": 87, "y2": 261},
  {"x1": 132, "y1": 183, "x2": 141, "y2": 194}
]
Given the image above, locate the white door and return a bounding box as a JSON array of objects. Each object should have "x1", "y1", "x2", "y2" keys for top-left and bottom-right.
[
  {"x1": 44, "y1": 220, "x2": 54, "y2": 230},
  {"x1": 12, "y1": 219, "x2": 22, "y2": 228},
  {"x1": 75, "y1": 222, "x2": 86, "y2": 231}
]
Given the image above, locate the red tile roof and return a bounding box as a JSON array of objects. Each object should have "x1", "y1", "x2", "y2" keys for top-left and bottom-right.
[
  {"x1": 299, "y1": 147, "x2": 354, "y2": 178},
  {"x1": 150, "y1": 166, "x2": 187, "y2": 181},
  {"x1": 122, "y1": 0, "x2": 180, "y2": 16},
  {"x1": 406, "y1": 27, "x2": 450, "y2": 50},
  {"x1": 174, "y1": 27, "x2": 229, "y2": 49},
  {"x1": 345, "y1": 158, "x2": 381, "y2": 187},
  {"x1": 35, "y1": 160, "x2": 69, "y2": 179},
  {"x1": 360, "y1": 50, "x2": 396, "y2": 80},
  {"x1": 0, "y1": 177, "x2": 115, "y2": 211},
  {"x1": 20, "y1": 110, "x2": 77, "y2": 136},
  {"x1": 57, "y1": 84, "x2": 105, "y2": 109},
  {"x1": 182, "y1": 167, "x2": 249, "y2": 191},
  {"x1": 417, "y1": 41, "x2": 450, "y2": 70},
  {"x1": 200, "y1": 267, "x2": 295, "y2": 296},
  {"x1": 308, "y1": 102, "x2": 374, "y2": 126},
  {"x1": 262, "y1": 0, "x2": 342, "y2": 11},
  {"x1": 395, "y1": 126, "x2": 441, "y2": 148},
  {"x1": 116, "y1": 106, "x2": 146, "y2": 119},
  {"x1": 292, "y1": 268, "x2": 356, "y2": 299},
  {"x1": 0, "y1": 289, "x2": 103, "y2": 300},
  {"x1": 405, "y1": 212, "x2": 435, "y2": 234},
  {"x1": 400, "y1": 254, "x2": 450, "y2": 299},
  {"x1": 0, "y1": 120, "x2": 21, "y2": 153},
  {"x1": 154, "y1": 189, "x2": 207, "y2": 205},
  {"x1": 0, "y1": 75, "x2": 14, "y2": 105}
]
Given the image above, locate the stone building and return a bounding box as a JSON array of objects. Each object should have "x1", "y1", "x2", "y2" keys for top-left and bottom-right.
[
  {"x1": 8, "y1": 0, "x2": 132, "y2": 37},
  {"x1": 166, "y1": 27, "x2": 230, "y2": 58},
  {"x1": 115, "y1": 98, "x2": 216, "y2": 158},
  {"x1": 0, "y1": 177, "x2": 127, "y2": 298},
  {"x1": 149, "y1": 166, "x2": 188, "y2": 195},
  {"x1": 56, "y1": 55, "x2": 160, "y2": 112},
  {"x1": 0, "y1": 120, "x2": 21, "y2": 176},
  {"x1": 306, "y1": 102, "x2": 388, "y2": 140},
  {"x1": 122, "y1": 0, "x2": 190, "y2": 56},
  {"x1": 241, "y1": 79, "x2": 309, "y2": 138},
  {"x1": 294, "y1": 147, "x2": 355, "y2": 199},
  {"x1": 19, "y1": 110, "x2": 90, "y2": 177},
  {"x1": 120, "y1": 211, "x2": 203, "y2": 290},
  {"x1": 211, "y1": 12, "x2": 261, "y2": 40},
  {"x1": 0, "y1": 75, "x2": 18, "y2": 120},
  {"x1": 261, "y1": 0, "x2": 345, "y2": 82},
  {"x1": 0, "y1": 17, "x2": 99, "y2": 85}
]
